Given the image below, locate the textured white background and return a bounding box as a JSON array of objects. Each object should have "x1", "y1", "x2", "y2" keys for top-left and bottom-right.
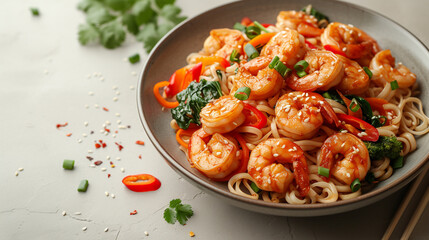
[{"x1": 1, "y1": 0, "x2": 428, "y2": 239}]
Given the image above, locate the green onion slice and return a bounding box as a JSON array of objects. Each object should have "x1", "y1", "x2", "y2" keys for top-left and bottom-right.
[
  {"x1": 296, "y1": 70, "x2": 307, "y2": 78},
  {"x1": 390, "y1": 80, "x2": 399, "y2": 90},
  {"x1": 250, "y1": 182, "x2": 261, "y2": 193},
  {"x1": 274, "y1": 61, "x2": 290, "y2": 77},
  {"x1": 233, "y1": 22, "x2": 246, "y2": 32},
  {"x1": 77, "y1": 179, "x2": 89, "y2": 192},
  {"x1": 318, "y1": 167, "x2": 330, "y2": 178},
  {"x1": 392, "y1": 156, "x2": 404, "y2": 169},
  {"x1": 128, "y1": 53, "x2": 140, "y2": 64},
  {"x1": 234, "y1": 87, "x2": 251, "y2": 100},
  {"x1": 229, "y1": 49, "x2": 240, "y2": 63},
  {"x1": 63, "y1": 159, "x2": 75, "y2": 170},
  {"x1": 294, "y1": 60, "x2": 309, "y2": 72},
  {"x1": 269, "y1": 56, "x2": 280, "y2": 69},
  {"x1": 350, "y1": 178, "x2": 361, "y2": 192},
  {"x1": 363, "y1": 66, "x2": 372, "y2": 79},
  {"x1": 245, "y1": 26, "x2": 261, "y2": 40},
  {"x1": 322, "y1": 92, "x2": 332, "y2": 99},
  {"x1": 30, "y1": 8, "x2": 40, "y2": 16},
  {"x1": 349, "y1": 98, "x2": 360, "y2": 112},
  {"x1": 216, "y1": 69, "x2": 223, "y2": 81},
  {"x1": 253, "y1": 21, "x2": 269, "y2": 33},
  {"x1": 244, "y1": 43, "x2": 259, "y2": 60}
]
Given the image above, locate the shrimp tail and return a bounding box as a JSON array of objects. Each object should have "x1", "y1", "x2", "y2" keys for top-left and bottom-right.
[
  {"x1": 293, "y1": 156, "x2": 310, "y2": 196},
  {"x1": 320, "y1": 101, "x2": 341, "y2": 128}
]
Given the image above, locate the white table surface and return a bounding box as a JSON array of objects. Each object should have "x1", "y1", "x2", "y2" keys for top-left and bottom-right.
[{"x1": 1, "y1": 0, "x2": 429, "y2": 239}]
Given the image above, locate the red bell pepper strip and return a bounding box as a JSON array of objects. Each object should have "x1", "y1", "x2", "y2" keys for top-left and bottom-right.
[
  {"x1": 195, "y1": 56, "x2": 230, "y2": 69},
  {"x1": 181, "y1": 62, "x2": 203, "y2": 91},
  {"x1": 305, "y1": 40, "x2": 317, "y2": 50},
  {"x1": 324, "y1": 44, "x2": 347, "y2": 57},
  {"x1": 164, "y1": 67, "x2": 187, "y2": 98},
  {"x1": 337, "y1": 113, "x2": 379, "y2": 142},
  {"x1": 122, "y1": 174, "x2": 161, "y2": 192},
  {"x1": 242, "y1": 103, "x2": 267, "y2": 129},
  {"x1": 336, "y1": 90, "x2": 363, "y2": 119},
  {"x1": 241, "y1": 17, "x2": 252, "y2": 26}
]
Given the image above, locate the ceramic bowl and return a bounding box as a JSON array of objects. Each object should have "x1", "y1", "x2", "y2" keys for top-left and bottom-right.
[{"x1": 137, "y1": 0, "x2": 429, "y2": 216}]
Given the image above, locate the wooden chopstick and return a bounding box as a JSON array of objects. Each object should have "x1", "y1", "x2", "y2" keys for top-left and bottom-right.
[
  {"x1": 381, "y1": 164, "x2": 429, "y2": 240},
  {"x1": 401, "y1": 184, "x2": 429, "y2": 239}
]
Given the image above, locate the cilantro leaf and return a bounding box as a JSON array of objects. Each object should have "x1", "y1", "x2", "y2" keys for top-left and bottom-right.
[
  {"x1": 104, "y1": 0, "x2": 134, "y2": 12},
  {"x1": 154, "y1": 0, "x2": 175, "y2": 9},
  {"x1": 78, "y1": 23, "x2": 100, "y2": 45},
  {"x1": 86, "y1": 6, "x2": 115, "y2": 26},
  {"x1": 163, "y1": 207, "x2": 177, "y2": 224},
  {"x1": 169, "y1": 199, "x2": 181, "y2": 208},
  {"x1": 122, "y1": 13, "x2": 139, "y2": 35},
  {"x1": 99, "y1": 20, "x2": 126, "y2": 49},
  {"x1": 157, "y1": 21, "x2": 176, "y2": 36},
  {"x1": 176, "y1": 204, "x2": 194, "y2": 225},
  {"x1": 163, "y1": 199, "x2": 193, "y2": 225},
  {"x1": 77, "y1": 0, "x2": 102, "y2": 12},
  {"x1": 136, "y1": 23, "x2": 161, "y2": 52},
  {"x1": 30, "y1": 8, "x2": 40, "y2": 16},
  {"x1": 132, "y1": 0, "x2": 156, "y2": 26}
]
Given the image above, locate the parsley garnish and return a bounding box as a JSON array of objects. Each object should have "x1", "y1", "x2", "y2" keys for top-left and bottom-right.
[
  {"x1": 163, "y1": 199, "x2": 193, "y2": 225},
  {"x1": 77, "y1": 0, "x2": 186, "y2": 53},
  {"x1": 30, "y1": 8, "x2": 40, "y2": 16}
]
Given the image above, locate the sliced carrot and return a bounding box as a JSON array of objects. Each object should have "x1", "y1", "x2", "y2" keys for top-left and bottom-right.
[
  {"x1": 153, "y1": 81, "x2": 179, "y2": 108},
  {"x1": 248, "y1": 32, "x2": 276, "y2": 48},
  {"x1": 175, "y1": 129, "x2": 196, "y2": 149}
]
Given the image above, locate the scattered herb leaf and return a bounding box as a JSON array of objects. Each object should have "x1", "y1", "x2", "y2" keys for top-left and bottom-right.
[{"x1": 163, "y1": 199, "x2": 193, "y2": 225}]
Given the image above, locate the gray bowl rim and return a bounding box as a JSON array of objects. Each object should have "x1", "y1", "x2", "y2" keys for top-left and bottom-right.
[{"x1": 137, "y1": 0, "x2": 429, "y2": 213}]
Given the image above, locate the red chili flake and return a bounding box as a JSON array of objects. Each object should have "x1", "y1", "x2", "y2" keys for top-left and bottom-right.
[
  {"x1": 66, "y1": 133, "x2": 72, "y2": 137},
  {"x1": 86, "y1": 156, "x2": 94, "y2": 161},
  {"x1": 94, "y1": 161, "x2": 103, "y2": 165},
  {"x1": 104, "y1": 128, "x2": 110, "y2": 133},
  {"x1": 138, "y1": 155, "x2": 142, "y2": 159},
  {"x1": 115, "y1": 142, "x2": 124, "y2": 151},
  {"x1": 115, "y1": 130, "x2": 118, "y2": 134},
  {"x1": 102, "y1": 143, "x2": 107, "y2": 148},
  {"x1": 136, "y1": 140, "x2": 145, "y2": 146},
  {"x1": 95, "y1": 143, "x2": 101, "y2": 149},
  {"x1": 110, "y1": 161, "x2": 113, "y2": 165},
  {"x1": 56, "y1": 122, "x2": 68, "y2": 129},
  {"x1": 103, "y1": 107, "x2": 109, "y2": 112},
  {"x1": 107, "y1": 174, "x2": 111, "y2": 178},
  {"x1": 130, "y1": 210, "x2": 138, "y2": 215}
]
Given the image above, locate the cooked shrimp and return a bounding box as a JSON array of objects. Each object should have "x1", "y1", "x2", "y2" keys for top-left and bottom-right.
[
  {"x1": 276, "y1": 11, "x2": 323, "y2": 37},
  {"x1": 200, "y1": 95, "x2": 245, "y2": 135},
  {"x1": 369, "y1": 49, "x2": 416, "y2": 89},
  {"x1": 188, "y1": 129, "x2": 240, "y2": 179},
  {"x1": 275, "y1": 91, "x2": 340, "y2": 140},
  {"x1": 286, "y1": 50, "x2": 344, "y2": 91},
  {"x1": 231, "y1": 56, "x2": 283, "y2": 100},
  {"x1": 248, "y1": 138, "x2": 310, "y2": 196},
  {"x1": 318, "y1": 133, "x2": 370, "y2": 185},
  {"x1": 203, "y1": 28, "x2": 245, "y2": 59},
  {"x1": 335, "y1": 55, "x2": 369, "y2": 95},
  {"x1": 321, "y1": 22, "x2": 381, "y2": 66},
  {"x1": 260, "y1": 30, "x2": 307, "y2": 66}
]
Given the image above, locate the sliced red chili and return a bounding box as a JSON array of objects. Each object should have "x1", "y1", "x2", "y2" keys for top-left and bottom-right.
[
  {"x1": 242, "y1": 103, "x2": 267, "y2": 129},
  {"x1": 130, "y1": 210, "x2": 138, "y2": 215},
  {"x1": 324, "y1": 44, "x2": 347, "y2": 57},
  {"x1": 337, "y1": 113, "x2": 379, "y2": 142},
  {"x1": 305, "y1": 40, "x2": 317, "y2": 49},
  {"x1": 181, "y1": 62, "x2": 203, "y2": 91},
  {"x1": 115, "y1": 142, "x2": 124, "y2": 151},
  {"x1": 56, "y1": 122, "x2": 68, "y2": 129},
  {"x1": 164, "y1": 67, "x2": 187, "y2": 98},
  {"x1": 122, "y1": 174, "x2": 161, "y2": 192}
]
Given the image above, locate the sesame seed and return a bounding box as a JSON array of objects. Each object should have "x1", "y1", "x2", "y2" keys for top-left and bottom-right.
[
  {"x1": 303, "y1": 118, "x2": 309, "y2": 123},
  {"x1": 88, "y1": 91, "x2": 94, "y2": 96},
  {"x1": 346, "y1": 173, "x2": 351, "y2": 177},
  {"x1": 115, "y1": 113, "x2": 120, "y2": 117},
  {"x1": 74, "y1": 212, "x2": 81, "y2": 215},
  {"x1": 89, "y1": 165, "x2": 96, "y2": 168},
  {"x1": 94, "y1": 104, "x2": 99, "y2": 108},
  {"x1": 112, "y1": 86, "x2": 118, "y2": 90},
  {"x1": 256, "y1": 167, "x2": 261, "y2": 171},
  {"x1": 104, "y1": 228, "x2": 109, "y2": 232},
  {"x1": 144, "y1": 231, "x2": 149, "y2": 236},
  {"x1": 224, "y1": 140, "x2": 228, "y2": 144},
  {"x1": 113, "y1": 97, "x2": 118, "y2": 102},
  {"x1": 281, "y1": 145, "x2": 286, "y2": 149},
  {"x1": 82, "y1": 227, "x2": 87, "y2": 231},
  {"x1": 131, "y1": 71, "x2": 137, "y2": 76},
  {"x1": 118, "y1": 125, "x2": 127, "y2": 129},
  {"x1": 273, "y1": 153, "x2": 279, "y2": 157},
  {"x1": 106, "y1": 156, "x2": 111, "y2": 160},
  {"x1": 78, "y1": 139, "x2": 82, "y2": 143},
  {"x1": 84, "y1": 122, "x2": 88, "y2": 126},
  {"x1": 115, "y1": 91, "x2": 120, "y2": 95},
  {"x1": 116, "y1": 157, "x2": 121, "y2": 161},
  {"x1": 18, "y1": 168, "x2": 24, "y2": 172},
  {"x1": 105, "y1": 191, "x2": 109, "y2": 196},
  {"x1": 62, "y1": 211, "x2": 67, "y2": 216},
  {"x1": 121, "y1": 168, "x2": 125, "y2": 173},
  {"x1": 267, "y1": 178, "x2": 271, "y2": 184},
  {"x1": 82, "y1": 133, "x2": 88, "y2": 137},
  {"x1": 88, "y1": 150, "x2": 93, "y2": 154},
  {"x1": 101, "y1": 167, "x2": 107, "y2": 171},
  {"x1": 85, "y1": 104, "x2": 89, "y2": 109},
  {"x1": 117, "y1": 120, "x2": 121, "y2": 124},
  {"x1": 111, "y1": 194, "x2": 115, "y2": 199},
  {"x1": 99, "y1": 77, "x2": 105, "y2": 81},
  {"x1": 129, "y1": 85, "x2": 135, "y2": 90}
]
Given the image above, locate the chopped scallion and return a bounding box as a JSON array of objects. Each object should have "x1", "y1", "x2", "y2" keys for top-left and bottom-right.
[
  {"x1": 318, "y1": 167, "x2": 330, "y2": 178},
  {"x1": 350, "y1": 178, "x2": 361, "y2": 192},
  {"x1": 392, "y1": 156, "x2": 404, "y2": 169},
  {"x1": 274, "y1": 61, "x2": 290, "y2": 77},
  {"x1": 216, "y1": 69, "x2": 223, "y2": 81},
  {"x1": 245, "y1": 26, "x2": 261, "y2": 40},
  {"x1": 229, "y1": 49, "x2": 240, "y2": 63},
  {"x1": 250, "y1": 182, "x2": 260, "y2": 193},
  {"x1": 234, "y1": 87, "x2": 251, "y2": 100},
  {"x1": 363, "y1": 66, "x2": 372, "y2": 79},
  {"x1": 77, "y1": 179, "x2": 89, "y2": 192},
  {"x1": 63, "y1": 159, "x2": 75, "y2": 170},
  {"x1": 128, "y1": 53, "x2": 140, "y2": 64},
  {"x1": 322, "y1": 92, "x2": 332, "y2": 99},
  {"x1": 269, "y1": 56, "x2": 280, "y2": 69},
  {"x1": 30, "y1": 7, "x2": 40, "y2": 16},
  {"x1": 294, "y1": 60, "x2": 309, "y2": 72},
  {"x1": 390, "y1": 80, "x2": 399, "y2": 90},
  {"x1": 253, "y1": 21, "x2": 269, "y2": 33},
  {"x1": 244, "y1": 43, "x2": 259, "y2": 60},
  {"x1": 296, "y1": 70, "x2": 307, "y2": 77},
  {"x1": 349, "y1": 98, "x2": 360, "y2": 112},
  {"x1": 233, "y1": 22, "x2": 246, "y2": 32}
]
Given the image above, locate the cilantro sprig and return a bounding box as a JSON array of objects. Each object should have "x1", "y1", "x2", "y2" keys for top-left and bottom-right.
[
  {"x1": 163, "y1": 199, "x2": 193, "y2": 225},
  {"x1": 77, "y1": 0, "x2": 186, "y2": 52}
]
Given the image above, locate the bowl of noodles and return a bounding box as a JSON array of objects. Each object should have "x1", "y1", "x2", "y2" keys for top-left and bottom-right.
[{"x1": 137, "y1": 0, "x2": 429, "y2": 216}]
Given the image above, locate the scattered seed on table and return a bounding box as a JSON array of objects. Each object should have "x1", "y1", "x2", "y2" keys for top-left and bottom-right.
[
  {"x1": 99, "y1": 77, "x2": 104, "y2": 81},
  {"x1": 62, "y1": 211, "x2": 67, "y2": 216},
  {"x1": 18, "y1": 168, "x2": 24, "y2": 172},
  {"x1": 66, "y1": 133, "x2": 72, "y2": 137},
  {"x1": 106, "y1": 156, "x2": 110, "y2": 160},
  {"x1": 15, "y1": 171, "x2": 19, "y2": 176},
  {"x1": 94, "y1": 104, "x2": 99, "y2": 108},
  {"x1": 113, "y1": 97, "x2": 118, "y2": 102},
  {"x1": 82, "y1": 227, "x2": 87, "y2": 231},
  {"x1": 78, "y1": 139, "x2": 82, "y2": 143},
  {"x1": 82, "y1": 133, "x2": 88, "y2": 137},
  {"x1": 105, "y1": 191, "x2": 109, "y2": 196},
  {"x1": 89, "y1": 164, "x2": 96, "y2": 168},
  {"x1": 88, "y1": 92, "x2": 94, "y2": 96},
  {"x1": 189, "y1": 231, "x2": 195, "y2": 237},
  {"x1": 112, "y1": 85, "x2": 118, "y2": 90},
  {"x1": 74, "y1": 212, "x2": 81, "y2": 215},
  {"x1": 86, "y1": 156, "x2": 93, "y2": 161},
  {"x1": 129, "y1": 85, "x2": 135, "y2": 90},
  {"x1": 88, "y1": 150, "x2": 93, "y2": 154},
  {"x1": 104, "y1": 228, "x2": 109, "y2": 232},
  {"x1": 116, "y1": 157, "x2": 121, "y2": 161},
  {"x1": 103, "y1": 107, "x2": 109, "y2": 112},
  {"x1": 120, "y1": 168, "x2": 125, "y2": 173},
  {"x1": 115, "y1": 91, "x2": 120, "y2": 95},
  {"x1": 85, "y1": 104, "x2": 89, "y2": 109},
  {"x1": 144, "y1": 231, "x2": 149, "y2": 236},
  {"x1": 131, "y1": 71, "x2": 137, "y2": 76},
  {"x1": 111, "y1": 194, "x2": 115, "y2": 199},
  {"x1": 101, "y1": 167, "x2": 107, "y2": 171}
]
